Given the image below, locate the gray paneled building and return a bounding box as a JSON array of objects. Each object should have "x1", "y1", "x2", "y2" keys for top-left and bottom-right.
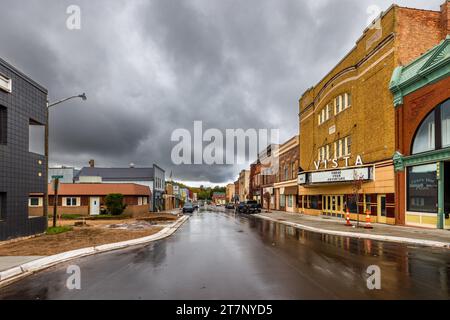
[{"x1": 0, "y1": 58, "x2": 48, "y2": 240}]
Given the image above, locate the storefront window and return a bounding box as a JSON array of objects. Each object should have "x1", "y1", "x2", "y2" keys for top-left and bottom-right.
[
  {"x1": 280, "y1": 195, "x2": 285, "y2": 207},
  {"x1": 288, "y1": 195, "x2": 293, "y2": 207},
  {"x1": 365, "y1": 195, "x2": 371, "y2": 212},
  {"x1": 346, "y1": 195, "x2": 357, "y2": 213},
  {"x1": 412, "y1": 112, "x2": 435, "y2": 154},
  {"x1": 442, "y1": 100, "x2": 450, "y2": 148},
  {"x1": 407, "y1": 164, "x2": 438, "y2": 213},
  {"x1": 310, "y1": 196, "x2": 320, "y2": 209}
]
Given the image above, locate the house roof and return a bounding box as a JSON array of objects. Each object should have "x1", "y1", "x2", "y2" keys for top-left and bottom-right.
[
  {"x1": 76, "y1": 167, "x2": 154, "y2": 181},
  {"x1": 48, "y1": 183, "x2": 151, "y2": 196},
  {"x1": 212, "y1": 192, "x2": 226, "y2": 197},
  {"x1": 390, "y1": 35, "x2": 450, "y2": 107}
]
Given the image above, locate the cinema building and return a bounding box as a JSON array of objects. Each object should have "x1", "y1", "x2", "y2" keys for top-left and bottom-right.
[
  {"x1": 297, "y1": 2, "x2": 450, "y2": 224},
  {"x1": 390, "y1": 36, "x2": 450, "y2": 229}
]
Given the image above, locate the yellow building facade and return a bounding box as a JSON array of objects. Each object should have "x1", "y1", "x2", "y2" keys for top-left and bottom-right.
[{"x1": 297, "y1": 4, "x2": 447, "y2": 224}]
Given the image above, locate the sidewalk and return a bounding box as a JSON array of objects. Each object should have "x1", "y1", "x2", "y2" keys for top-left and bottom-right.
[
  {"x1": 255, "y1": 210, "x2": 450, "y2": 248},
  {"x1": 0, "y1": 256, "x2": 45, "y2": 272}
]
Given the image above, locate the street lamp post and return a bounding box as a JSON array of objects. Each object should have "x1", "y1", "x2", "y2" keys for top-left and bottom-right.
[{"x1": 46, "y1": 93, "x2": 87, "y2": 228}]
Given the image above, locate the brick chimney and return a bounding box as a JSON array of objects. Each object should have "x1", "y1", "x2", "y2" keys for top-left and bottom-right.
[
  {"x1": 89, "y1": 159, "x2": 95, "y2": 168},
  {"x1": 441, "y1": 0, "x2": 450, "y2": 37}
]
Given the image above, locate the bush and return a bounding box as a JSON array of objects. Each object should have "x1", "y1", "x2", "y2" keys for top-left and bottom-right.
[
  {"x1": 46, "y1": 226, "x2": 73, "y2": 235},
  {"x1": 105, "y1": 193, "x2": 127, "y2": 216}
]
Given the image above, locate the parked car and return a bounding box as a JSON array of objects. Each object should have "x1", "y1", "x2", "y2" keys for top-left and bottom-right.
[
  {"x1": 193, "y1": 203, "x2": 199, "y2": 210},
  {"x1": 183, "y1": 203, "x2": 195, "y2": 214},
  {"x1": 225, "y1": 203, "x2": 235, "y2": 210},
  {"x1": 235, "y1": 201, "x2": 261, "y2": 214}
]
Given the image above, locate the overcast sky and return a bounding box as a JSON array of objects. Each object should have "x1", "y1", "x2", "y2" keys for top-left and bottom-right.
[{"x1": 0, "y1": 0, "x2": 444, "y2": 186}]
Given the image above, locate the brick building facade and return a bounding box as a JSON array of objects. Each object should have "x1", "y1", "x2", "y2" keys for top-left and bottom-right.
[
  {"x1": 249, "y1": 161, "x2": 262, "y2": 203},
  {"x1": 390, "y1": 35, "x2": 450, "y2": 229},
  {"x1": 274, "y1": 136, "x2": 299, "y2": 213},
  {"x1": 298, "y1": 2, "x2": 450, "y2": 224}
]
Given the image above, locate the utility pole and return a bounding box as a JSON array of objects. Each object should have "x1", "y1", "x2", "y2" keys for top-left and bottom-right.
[{"x1": 53, "y1": 177, "x2": 59, "y2": 228}]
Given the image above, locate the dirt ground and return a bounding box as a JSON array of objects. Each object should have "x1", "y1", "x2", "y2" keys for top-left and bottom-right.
[{"x1": 0, "y1": 216, "x2": 181, "y2": 257}]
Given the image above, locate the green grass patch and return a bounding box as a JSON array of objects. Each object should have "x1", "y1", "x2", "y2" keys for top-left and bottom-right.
[
  {"x1": 46, "y1": 226, "x2": 73, "y2": 235},
  {"x1": 49, "y1": 214, "x2": 85, "y2": 220},
  {"x1": 48, "y1": 213, "x2": 131, "y2": 221},
  {"x1": 88, "y1": 214, "x2": 132, "y2": 220}
]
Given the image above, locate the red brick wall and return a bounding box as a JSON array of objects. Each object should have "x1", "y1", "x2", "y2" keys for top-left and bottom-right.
[
  {"x1": 396, "y1": 7, "x2": 443, "y2": 66},
  {"x1": 395, "y1": 76, "x2": 450, "y2": 225},
  {"x1": 441, "y1": 1, "x2": 450, "y2": 36},
  {"x1": 278, "y1": 148, "x2": 299, "y2": 182}
]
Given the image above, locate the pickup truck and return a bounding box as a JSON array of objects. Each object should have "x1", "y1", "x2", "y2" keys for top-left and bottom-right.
[{"x1": 235, "y1": 201, "x2": 262, "y2": 214}]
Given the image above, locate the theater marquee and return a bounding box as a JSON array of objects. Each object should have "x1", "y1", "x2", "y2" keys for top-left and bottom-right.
[{"x1": 298, "y1": 166, "x2": 373, "y2": 185}]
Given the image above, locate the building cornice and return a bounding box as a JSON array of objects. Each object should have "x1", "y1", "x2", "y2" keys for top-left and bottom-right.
[{"x1": 390, "y1": 35, "x2": 450, "y2": 107}]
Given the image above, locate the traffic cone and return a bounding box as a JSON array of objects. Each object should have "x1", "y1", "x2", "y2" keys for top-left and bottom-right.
[
  {"x1": 364, "y1": 209, "x2": 373, "y2": 229},
  {"x1": 345, "y1": 208, "x2": 352, "y2": 227}
]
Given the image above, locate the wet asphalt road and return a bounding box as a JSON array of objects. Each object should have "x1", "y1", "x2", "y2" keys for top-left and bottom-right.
[{"x1": 1, "y1": 208, "x2": 450, "y2": 300}]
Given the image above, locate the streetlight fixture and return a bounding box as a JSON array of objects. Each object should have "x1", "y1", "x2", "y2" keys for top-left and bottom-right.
[
  {"x1": 47, "y1": 93, "x2": 87, "y2": 108},
  {"x1": 46, "y1": 93, "x2": 87, "y2": 227}
]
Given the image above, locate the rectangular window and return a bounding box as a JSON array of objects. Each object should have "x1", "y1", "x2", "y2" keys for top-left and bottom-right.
[
  {"x1": 29, "y1": 119, "x2": 45, "y2": 155},
  {"x1": 65, "y1": 197, "x2": 78, "y2": 207},
  {"x1": 407, "y1": 164, "x2": 438, "y2": 213},
  {"x1": 29, "y1": 197, "x2": 41, "y2": 207},
  {"x1": 0, "y1": 193, "x2": 5, "y2": 220},
  {"x1": 442, "y1": 101, "x2": 450, "y2": 148},
  {"x1": 365, "y1": 194, "x2": 371, "y2": 212},
  {"x1": 335, "y1": 96, "x2": 342, "y2": 114},
  {"x1": 344, "y1": 136, "x2": 352, "y2": 156},
  {"x1": 280, "y1": 195, "x2": 285, "y2": 207},
  {"x1": 310, "y1": 196, "x2": 320, "y2": 209},
  {"x1": 334, "y1": 139, "x2": 343, "y2": 158},
  {"x1": 292, "y1": 162, "x2": 297, "y2": 179},
  {"x1": 288, "y1": 195, "x2": 293, "y2": 207},
  {"x1": 333, "y1": 137, "x2": 351, "y2": 158},
  {"x1": 0, "y1": 106, "x2": 6, "y2": 144},
  {"x1": 346, "y1": 195, "x2": 358, "y2": 213},
  {"x1": 346, "y1": 93, "x2": 352, "y2": 108}
]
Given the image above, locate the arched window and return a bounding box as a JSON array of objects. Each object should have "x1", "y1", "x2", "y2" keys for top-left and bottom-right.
[{"x1": 412, "y1": 99, "x2": 450, "y2": 154}]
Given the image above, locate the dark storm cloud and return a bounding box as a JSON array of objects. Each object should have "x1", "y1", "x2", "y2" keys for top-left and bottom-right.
[{"x1": 0, "y1": 0, "x2": 443, "y2": 185}]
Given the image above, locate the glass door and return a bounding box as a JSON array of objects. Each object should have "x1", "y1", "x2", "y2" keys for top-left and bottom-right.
[
  {"x1": 322, "y1": 195, "x2": 344, "y2": 217},
  {"x1": 377, "y1": 194, "x2": 387, "y2": 224}
]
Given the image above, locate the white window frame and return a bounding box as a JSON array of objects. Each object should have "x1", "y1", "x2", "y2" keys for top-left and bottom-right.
[
  {"x1": 29, "y1": 197, "x2": 42, "y2": 207},
  {"x1": 344, "y1": 136, "x2": 352, "y2": 156},
  {"x1": 65, "y1": 197, "x2": 78, "y2": 207},
  {"x1": 344, "y1": 93, "x2": 352, "y2": 109}
]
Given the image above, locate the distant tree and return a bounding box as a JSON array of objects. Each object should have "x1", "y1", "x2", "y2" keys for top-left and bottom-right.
[{"x1": 105, "y1": 194, "x2": 127, "y2": 216}]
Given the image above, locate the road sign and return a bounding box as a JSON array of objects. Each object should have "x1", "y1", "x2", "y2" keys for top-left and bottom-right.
[{"x1": 52, "y1": 175, "x2": 64, "y2": 179}]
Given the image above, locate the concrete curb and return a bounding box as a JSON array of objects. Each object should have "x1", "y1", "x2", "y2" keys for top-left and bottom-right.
[
  {"x1": 0, "y1": 215, "x2": 189, "y2": 287},
  {"x1": 254, "y1": 214, "x2": 450, "y2": 249}
]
